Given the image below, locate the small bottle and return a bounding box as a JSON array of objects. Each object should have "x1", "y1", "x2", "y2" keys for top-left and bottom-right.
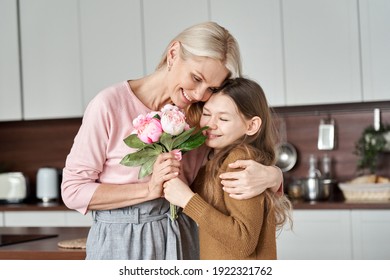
[
  {"x1": 321, "y1": 154, "x2": 332, "y2": 179},
  {"x1": 304, "y1": 154, "x2": 321, "y2": 201},
  {"x1": 308, "y1": 154, "x2": 321, "y2": 178}
]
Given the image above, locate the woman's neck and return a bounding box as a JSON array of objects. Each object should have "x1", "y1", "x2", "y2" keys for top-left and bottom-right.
[{"x1": 128, "y1": 71, "x2": 171, "y2": 111}]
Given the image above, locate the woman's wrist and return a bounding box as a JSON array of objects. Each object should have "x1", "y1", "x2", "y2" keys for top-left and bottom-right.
[
  {"x1": 146, "y1": 181, "x2": 163, "y2": 200},
  {"x1": 269, "y1": 165, "x2": 283, "y2": 192}
]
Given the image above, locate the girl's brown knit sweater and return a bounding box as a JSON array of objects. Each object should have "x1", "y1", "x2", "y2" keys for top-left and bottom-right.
[{"x1": 183, "y1": 147, "x2": 277, "y2": 260}]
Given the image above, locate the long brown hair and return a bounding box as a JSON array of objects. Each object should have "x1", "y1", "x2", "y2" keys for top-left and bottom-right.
[{"x1": 203, "y1": 78, "x2": 292, "y2": 229}]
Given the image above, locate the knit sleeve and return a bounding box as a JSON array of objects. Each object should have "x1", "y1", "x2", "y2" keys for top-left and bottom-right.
[{"x1": 183, "y1": 148, "x2": 265, "y2": 258}]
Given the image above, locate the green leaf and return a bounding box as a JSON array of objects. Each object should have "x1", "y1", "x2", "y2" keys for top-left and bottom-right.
[
  {"x1": 177, "y1": 128, "x2": 208, "y2": 152},
  {"x1": 120, "y1": 147, "x2": 161, "y2": 166},
  {"x1": 171, "y1": 127, "x2": 196, "y2": 149},
  {"x1": 123, "y1": 134, "x2": 149, "y2": 149},
  {"x1": 178, "y1": 134, "x2": 207, "y2": 152},
  {"x1": 152, "y1": 113, "x2": 161, "y2": 120},
  {"x1": 138, "y1": 156, "x2": 158, "y2": 179},
  {"x1": 159, "y1": 132, "x2": 174, "y2": 151}
]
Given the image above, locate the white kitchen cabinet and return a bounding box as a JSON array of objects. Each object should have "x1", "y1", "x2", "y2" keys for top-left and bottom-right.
[
  {"x1": 0, "y1": 0, "x2": 22, "y2": 121},
  {"x1": 0, "y1": 212, "x2": 4, "y2": 226},
  {"x1": 351, "y1": 210, "x2": 390, "y2": 260},
  {"x1": 65, "y1": 211, "x2": 92, "y2": 227},
  {"x1": 4, "y1": 211, "x2": 92, "y2": 227},
  {"x1": 5, "y1": 211, "x2": 67, "y2": 227},
  {"x1": 282, "y1": 0, "x2": 362, "y2": 105},
  {"x1": 359, "y1": 0, "x2": 390, "y2": 102},
  {"x1": 143, "y1": 0, "x2": 209, "y2": 75},
  {"x1": 277, "y1": 210, "x2": 353, "y2": 259},
  {"x1": 210, "y1": 0, "x2": 285, "y2": 107},
  {"x1": 19, "y1": 0, "x2": 83, "y2": 120},
  {"x1": 79, "y1": 0, "x2": 144, "y2": 107}
]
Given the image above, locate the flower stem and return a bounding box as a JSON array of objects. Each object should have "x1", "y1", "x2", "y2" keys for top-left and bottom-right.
[{"x1": 170, "y1": 203, "x2": 178, "y2": 221}]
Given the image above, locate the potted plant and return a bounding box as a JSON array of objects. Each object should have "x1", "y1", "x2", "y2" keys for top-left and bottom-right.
[{"x1": 354, "y1": 124, "x2": 390, "y2": 174}]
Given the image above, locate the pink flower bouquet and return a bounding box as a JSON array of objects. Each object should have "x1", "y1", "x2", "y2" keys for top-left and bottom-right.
[{"x1": 120, "y1": 104, "x2": 208, "y2": 220}]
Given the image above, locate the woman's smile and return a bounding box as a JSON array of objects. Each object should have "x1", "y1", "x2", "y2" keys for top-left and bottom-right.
[{"x1": 183, "y1": 90, "x2": 193, "y2": 102}]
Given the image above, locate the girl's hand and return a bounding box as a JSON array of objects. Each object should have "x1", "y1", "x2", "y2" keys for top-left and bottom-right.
[
  {"x1": 148, "y1": 152, "x2": 180, "y2": 198},
  {"x1": 163, "y1": 177, "x2": 194, "y2": 208},
  {"x1": 219, "y1": 160, "x2": 283, "y2": 200}
]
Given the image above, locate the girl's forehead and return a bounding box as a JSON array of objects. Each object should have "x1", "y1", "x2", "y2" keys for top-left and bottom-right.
[{"x1": 205, "y1": 94, "x2": 237, "y2": 113}]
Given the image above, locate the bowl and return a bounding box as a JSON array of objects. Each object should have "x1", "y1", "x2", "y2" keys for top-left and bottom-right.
[
  {"x1": 302, "y1": 178, "x2": 336, "y2": 201},
  {"x1": 275, "y1": 143, "x2": 297, "y2": 172}
]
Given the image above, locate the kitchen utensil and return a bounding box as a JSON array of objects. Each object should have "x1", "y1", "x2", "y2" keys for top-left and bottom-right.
[
  {"x1": 36, "y1": 167, "x2": 59, "y2": 202},
  {"x1": 302, "y1": 178, "x2": 335, "y2": 201},
  {"x1": 318, "y1": 118, "x2": 335, "y2": 150},
  {"x1": 276, "y1": 118, "x2": 297, "y2": 172},
  {"x1": 0, "y1": 172, "x2": 28, "y2": 203},
  {"x1": 288, "y1": 179, "x2": 304, "y2": 199}
]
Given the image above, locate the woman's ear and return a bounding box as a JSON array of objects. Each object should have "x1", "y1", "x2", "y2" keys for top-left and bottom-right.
[
  {"x1": 246, "y1": 116, "x2": 262, "y2": 136},
  {"x1": 167, "y1": 41, "x2": 180, "y2": 64}
]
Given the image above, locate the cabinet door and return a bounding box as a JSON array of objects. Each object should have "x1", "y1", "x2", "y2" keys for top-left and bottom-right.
[
  {"x1": 0, "y1": 212, "x2": 4, "y2": 226},
  {"x1": 277, "y1": 210, "x2": 352, "y2": 259},
  {"x1": 282, "y1": 0, "x2": 361, "y2": 105},
  {"x1": 0, "y1": 0, "x2": 22, "y2": 121},
  {"x1": 359, "y1": 0, "x2": 390, "y2": 102},
  {"x1": 65, "y1": 211, "x2": 92, "y2": 227},
  {"x1": 79, "y1": 0, "x2": 144, "y2": 106},
  {"x1": 210, "y1": 0, "x2": 285, "y2": 106},
  {"x1": 4, "y1": 211, "x2": 66, "y2": 227},
  {"x1": 143, "y1": 0, "x2": 209, "y2": 75},
  {"x1": 351, "y1": 210, "x2": 390, "y2": 259},
  {"x1": 19, "y1": 0, "x2": 83, "y2": 120}
]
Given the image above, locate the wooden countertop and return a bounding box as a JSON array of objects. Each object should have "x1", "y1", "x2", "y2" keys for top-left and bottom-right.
[
  {"x1": 0, "y1": 227, "x2": 89, "y2": 260},
  {"x1": 0, "y1": 202, "x2": 69, "y2": 211}
]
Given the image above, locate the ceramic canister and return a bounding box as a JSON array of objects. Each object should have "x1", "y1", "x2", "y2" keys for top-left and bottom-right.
[{"x1": 36, "y1": 167, "x2": 59, "y2": 202}]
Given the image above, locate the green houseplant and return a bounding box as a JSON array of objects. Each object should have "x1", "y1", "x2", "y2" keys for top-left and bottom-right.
[{"x1": 354, "y1": 124, "x2": 390, "y2": 174}]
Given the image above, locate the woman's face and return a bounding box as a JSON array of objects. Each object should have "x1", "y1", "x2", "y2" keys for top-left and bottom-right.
[
  {"x1": 168, "y1": 54, "x2": 229, "y2": 109},
  {"x1": 200, "y1": 93, "x2": 251, "y2": 153}
]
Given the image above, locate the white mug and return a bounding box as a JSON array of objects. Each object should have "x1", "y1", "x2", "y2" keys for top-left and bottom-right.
[{"x1": 36, "y1": 167, "x2": 59, "y2": 202}]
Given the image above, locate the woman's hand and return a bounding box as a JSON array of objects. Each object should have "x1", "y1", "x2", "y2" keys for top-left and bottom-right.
[
  {"x1": 148, "y1": 152, "x2": 181, "y2": 199},
  {"x1": 163, "y1": 177, "x2": 195, "y2": 208},
  {"x1": 219, "y1": 160, "x2": 283, "y2": 200}
]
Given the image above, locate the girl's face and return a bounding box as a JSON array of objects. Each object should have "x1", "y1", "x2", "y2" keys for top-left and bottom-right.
[
  {"x1": 167, "y1": 44, "x2": 229, "y2": 109},
  {"x1": 200, "y1": 93, "x2": 252, "y2": 153}
]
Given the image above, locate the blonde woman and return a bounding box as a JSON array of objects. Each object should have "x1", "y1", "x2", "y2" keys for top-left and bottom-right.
[{"x1": 62, "y1": 22, "x2": 283, "y2": 260}]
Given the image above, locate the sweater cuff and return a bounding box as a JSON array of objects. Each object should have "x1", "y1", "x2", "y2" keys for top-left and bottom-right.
[{"x1": 183, "y1": 193, "x2": 209, "y2": 222}]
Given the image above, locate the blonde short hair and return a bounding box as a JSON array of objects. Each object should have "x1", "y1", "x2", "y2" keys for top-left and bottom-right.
[{"x1": 157, "y1": 21, "x2": 242, "y2": 78}]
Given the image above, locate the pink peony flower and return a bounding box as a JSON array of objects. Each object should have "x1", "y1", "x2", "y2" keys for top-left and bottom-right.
[
  {"x1": 122, "y1": 104, "x2": 208, "y2": 221},
  {"x1": 171, "y1": 149, "x2": 182, "y2": 161},
  {"x1": 160, "y1": 104, "x2": 187, "y2": 136},
  {"x1": 132, "y1": 114, "x2": 163, "y2": 144}
]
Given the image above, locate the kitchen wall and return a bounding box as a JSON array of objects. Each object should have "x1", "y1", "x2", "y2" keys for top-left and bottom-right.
[
  {"x1": 1, "y1": 101, "x2": 389, "y2": 201},
  {"x1": 275, "y1": 102, "x2": 390, "y2": 186}
]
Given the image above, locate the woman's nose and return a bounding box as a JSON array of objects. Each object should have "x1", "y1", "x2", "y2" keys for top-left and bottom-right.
[{"x1": 193, "y1": 85, "x2": 212, "y2": 102}]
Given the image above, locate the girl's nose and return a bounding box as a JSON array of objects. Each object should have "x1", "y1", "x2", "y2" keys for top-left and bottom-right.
[{"x1": 207, "y1": 117, "x2": 218, "y2": 129}]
